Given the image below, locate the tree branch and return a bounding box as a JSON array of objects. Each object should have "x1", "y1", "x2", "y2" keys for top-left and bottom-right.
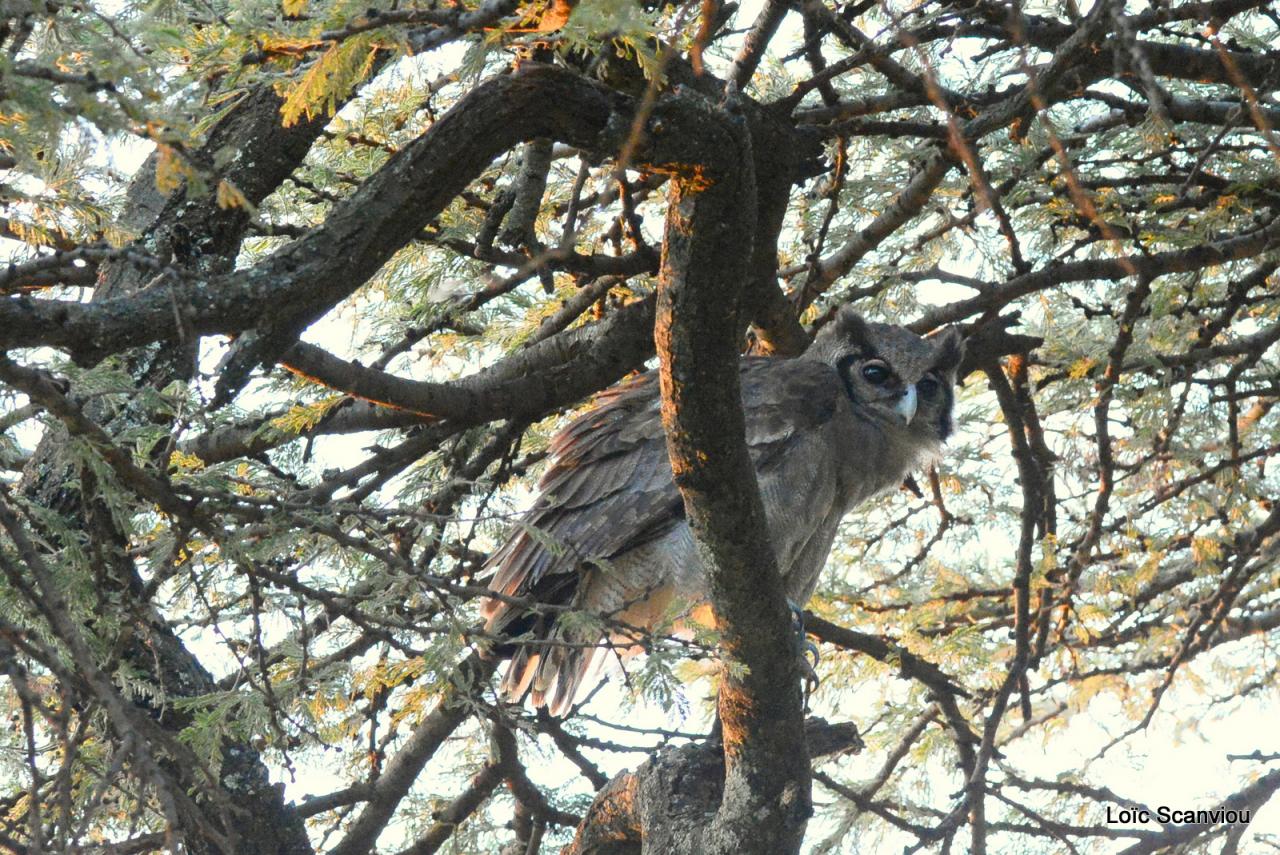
[{"x1": 649, "y1": 89, "x2": 809, "y2": 854}]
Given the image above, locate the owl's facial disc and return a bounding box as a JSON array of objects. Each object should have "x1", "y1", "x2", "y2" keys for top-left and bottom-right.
[
  {"x1": 812, "y1": 309, "x2": 963, "y2": 444},
  {"x1": 838, "y1": 354, "x2": 919, "y2": 427}
]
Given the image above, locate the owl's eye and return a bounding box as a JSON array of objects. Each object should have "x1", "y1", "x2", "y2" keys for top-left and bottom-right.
[
  {"x1": 861, "y1": 361, "x2": 891, "y2": 385},
  {"x1": 917, "y1": 375, "x2": 941, "y2": 399}
]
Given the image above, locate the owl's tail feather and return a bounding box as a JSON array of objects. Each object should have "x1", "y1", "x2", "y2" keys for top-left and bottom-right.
[
  {"x1": 486, "y1": 571, "x2": 604, "y2": 716},
  {"x1": 496, "y1": 631, "x2": 601, "y2": 717},
  {"x1": 537, "y1": 643, "x2": 602, "y2": 717},
  {"x1": 500, "y1": 648, "x2": 540, "y2": 700}
]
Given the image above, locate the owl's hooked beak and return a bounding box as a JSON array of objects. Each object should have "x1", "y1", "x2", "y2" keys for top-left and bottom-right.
[{"x1": 895, "y1": 385, "x2": 919, "y2": 425}]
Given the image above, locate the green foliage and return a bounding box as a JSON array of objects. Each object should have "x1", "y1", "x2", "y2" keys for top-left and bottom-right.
[{"x1": 1, "y1": 0, "x2": 1279, "y2": 852}]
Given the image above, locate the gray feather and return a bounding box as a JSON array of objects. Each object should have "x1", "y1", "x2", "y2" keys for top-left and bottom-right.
[{"x1": 482, "y1": 309, "x2": 963, "y2": 715}]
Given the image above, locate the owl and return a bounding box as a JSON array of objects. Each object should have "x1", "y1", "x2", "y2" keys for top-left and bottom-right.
[{"x1": 481, "y1": 307, "x2": 964, "y2": 715}]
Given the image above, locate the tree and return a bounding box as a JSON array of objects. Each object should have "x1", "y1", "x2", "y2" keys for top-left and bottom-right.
[{"x1": 1, "y1": 0, "x2": 1278, "y2": 852}]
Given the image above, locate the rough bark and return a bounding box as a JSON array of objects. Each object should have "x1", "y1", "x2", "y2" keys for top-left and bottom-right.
[
  {"x1": 6, "y1": 1, "x2": 1279, "y2": 850},
  {"x1": 647, "y1": 89, "x2": 811, "y2": 854},
  {"x1": 564, "y1": 719, "x2": 863, "y2": 855}
]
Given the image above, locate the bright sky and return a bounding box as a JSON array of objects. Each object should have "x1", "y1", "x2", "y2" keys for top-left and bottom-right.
[{"x1": 2, "y1": 1, "x2": 1278, "y2": 852}]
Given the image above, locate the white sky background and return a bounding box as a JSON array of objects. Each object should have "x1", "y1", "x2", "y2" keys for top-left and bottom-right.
[{"x1": 2, "y1": 0, "x2": 1279, "y2": 851}]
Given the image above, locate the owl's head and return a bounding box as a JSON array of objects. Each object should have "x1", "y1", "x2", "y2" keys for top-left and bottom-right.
[{"x1": 806, "y1": 307, "x2": 964, "y2": 445}]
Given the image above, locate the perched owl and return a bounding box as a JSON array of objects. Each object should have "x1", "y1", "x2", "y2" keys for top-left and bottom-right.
[{"x1": 482, "y1": 308, "x2": 964, "y2": 715}]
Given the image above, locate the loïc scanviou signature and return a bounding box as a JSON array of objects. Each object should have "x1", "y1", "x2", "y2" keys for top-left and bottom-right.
[{"x1": 1105, "y1": 805, "x2": 1251, "y2": 825}]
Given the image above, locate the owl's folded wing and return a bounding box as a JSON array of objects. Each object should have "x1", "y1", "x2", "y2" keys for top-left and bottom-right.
[{"x1": 482, "y1": 357, "x2": 844, "y2": 630}]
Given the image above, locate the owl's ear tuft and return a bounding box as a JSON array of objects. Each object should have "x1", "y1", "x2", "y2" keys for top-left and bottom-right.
[
  {"x1": 932, "y1": 326, "x2": 965, "y2": 372},
  {"x1": 828, "y1": 305, "x2": 869, "y2": 344},
  {"x1": 808, "y1": 305, "x2": 870, "y2": 359}
]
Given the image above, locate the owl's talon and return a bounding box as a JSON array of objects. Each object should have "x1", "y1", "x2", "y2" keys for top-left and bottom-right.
[
  {"x1": 804, "y1": 638, "x2": 821, "y2": 669},
  {"x1": 787, "y1": 600, "x2": 821, "y2": 701},
  {"x1": 802, "y1": 637, "x2": 821, "y2": 693}
]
